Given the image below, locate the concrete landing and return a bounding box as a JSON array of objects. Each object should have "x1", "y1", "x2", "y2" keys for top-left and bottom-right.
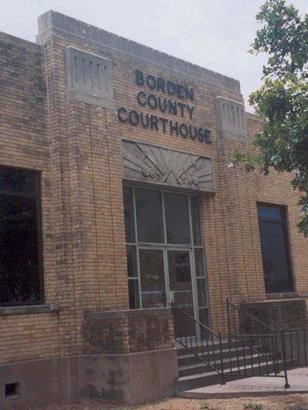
[{"x1": 180, "y1": 368, "x2": 308, "y2": 399}]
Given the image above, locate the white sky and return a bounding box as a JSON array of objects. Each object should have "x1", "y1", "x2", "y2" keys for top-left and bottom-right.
[{"x1": 0, "y1": 0, "x2": 307, "y2": 112}]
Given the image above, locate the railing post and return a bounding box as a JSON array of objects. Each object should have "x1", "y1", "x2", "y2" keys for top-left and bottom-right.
[
  {"x1": 226, "y1": 298, "x2": 231, "y2": 337},
  {"x1": 281, "y1": 331, "x2": 290, "y2": 389},
  {"x1": 304, "y1": 329, "x2": 307, "y2": 365},
  {"x1": 296, "y1": 330, "x2": 300, "y2": 366},
  {"x1": 218, "y1": 332, "x2": 225, "y2": 385},
  {"x1": 273, "y1": 332, "x2": 278, "y2": 375},
  {"x1": 234, "y1": 305, "x2": 238, "y2": 335}
]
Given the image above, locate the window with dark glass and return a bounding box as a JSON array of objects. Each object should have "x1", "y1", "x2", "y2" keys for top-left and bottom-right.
[
  {"x1": 135, "y1": 189, "x2": 163, "y2": 243},
  {"x1": 164, "y1": 193, "x2": 190, "y2": 244},
  {"x1": 257, "y1": 203, "x2": 293, "y2": 293},
  {"x1": 0, "y1": 166, "x2": 43, "y2": 306}
]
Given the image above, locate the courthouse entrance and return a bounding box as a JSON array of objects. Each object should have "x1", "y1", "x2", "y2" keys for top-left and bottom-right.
[{"x1": 124, "y1": 185, "x2": 209, "y2": 337}]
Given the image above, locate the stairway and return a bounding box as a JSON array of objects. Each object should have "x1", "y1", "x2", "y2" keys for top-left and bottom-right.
[
  {"x1": 172, "y1": 304, "x2": 290, "y2": 393},
  {"x1": 176, "y1": 338, "x2": 279, "y2": 392}
]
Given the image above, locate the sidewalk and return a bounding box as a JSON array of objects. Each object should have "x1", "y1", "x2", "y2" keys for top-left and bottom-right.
[{"x1": 181, "y1": 368, "x2": 308, "y2": 399}]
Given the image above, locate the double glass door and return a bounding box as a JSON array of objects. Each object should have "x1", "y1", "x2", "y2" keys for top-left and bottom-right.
[
  {"x1": 124, "y1": 186, "x2": 209, "y2": 336},
  {"x1": 139, "y1": 248, "x2": 193, "y2": 309},
  {"x1": 139, "y1": 247, "x2": 196, "y2": 337}
]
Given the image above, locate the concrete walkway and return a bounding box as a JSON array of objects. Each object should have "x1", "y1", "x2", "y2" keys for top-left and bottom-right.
[{"x1": 180, "y1": 368, "x2": 308, "y2": 399}]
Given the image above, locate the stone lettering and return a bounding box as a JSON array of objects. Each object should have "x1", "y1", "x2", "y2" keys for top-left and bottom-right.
[{"x1": 119, "y1": 69, "x2": 212, "y2": 145}]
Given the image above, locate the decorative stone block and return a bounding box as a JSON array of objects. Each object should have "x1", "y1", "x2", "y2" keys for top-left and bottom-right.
[
  {"x1": 64, "y1": 46, "x2": 115, "y2": 108},
  {"x1": 215, "y1": 96, "x2": 247, "y2": 142},
  {"x1": 122, "y1": 140, "x2": 215, "y2": 192}
]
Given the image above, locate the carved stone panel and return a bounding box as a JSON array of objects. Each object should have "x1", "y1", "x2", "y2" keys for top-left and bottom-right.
[
  {"x1": 64, "y1": 46, "x2": 115, "y2": 108},
  {"x1": 122, "y1": 140, "x2": 214, "y2": 192},
  {"x1": 215, "y1": 96, "x2": 247, "y2": 142}
]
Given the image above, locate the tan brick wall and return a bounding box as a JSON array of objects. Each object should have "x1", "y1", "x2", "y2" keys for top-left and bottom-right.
[
  {"x1": 0, "y1": 33, "x2": 60, "y2": 363},
  {"x1": 0, "y1": 11, "x2": 307, "y2": 367},
  {"x1": 246, "y1": 114, "x2": 308, "y2": 298},
  {"x1": 207, "y1": 113, "x2": 308, "y2": 331}
]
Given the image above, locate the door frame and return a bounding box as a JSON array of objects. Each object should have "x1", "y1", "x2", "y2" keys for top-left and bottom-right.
[
  {"x1": 165, "y1": 247, "x2": 201, "y2": 340},
  {"x1": 125, "y1": 184, "x2": 209, "y2": 335},
  {"x1": 138, "y1": 245, "x2": 201, "y2": 337}
]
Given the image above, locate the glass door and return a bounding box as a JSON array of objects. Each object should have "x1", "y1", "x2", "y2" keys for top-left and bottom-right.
[
  {"x1": 167, "y1": 250, "x2": 193, "y2": 308},
  {"x1": 167, "y1": 249, "x2": 196, "y2": 337},
  {"x1": 139, "y1": 248, "x2": 166, "y2": 308},
  {"x1": 138, "y1": 247, "x2": 196, "y2": 337}
]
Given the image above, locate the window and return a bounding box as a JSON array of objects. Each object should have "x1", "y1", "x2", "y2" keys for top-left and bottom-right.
[
  {"x1": 257, "y1": 203, "x2": 293, "y2": 293},
  {"x1": 0, "y1": 166, "x2": 43, "y2": 306},
  {"x1": 164, "y1": 193, "x2": 190, "y2": 244},
  {"x1": 135, "y1": 189, "x2": 163, "y2": 243},
  {"x1": 123, "y1": 186, "x2": 208, "y2": 325}
]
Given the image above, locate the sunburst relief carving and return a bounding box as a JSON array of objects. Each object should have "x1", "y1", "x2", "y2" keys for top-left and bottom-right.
[{"x1": 122, "y1": 140, "x2": 214, "y2": 192}]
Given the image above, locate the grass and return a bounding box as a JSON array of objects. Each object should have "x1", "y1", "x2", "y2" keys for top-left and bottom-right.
[{"x1": 243, "y1": 404, "x2": 263, "y2": 410}]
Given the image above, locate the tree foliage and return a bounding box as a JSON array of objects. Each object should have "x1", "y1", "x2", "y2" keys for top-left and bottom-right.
[{"x1": 233, "y1": 0, "x2": 308, "y2": 235}]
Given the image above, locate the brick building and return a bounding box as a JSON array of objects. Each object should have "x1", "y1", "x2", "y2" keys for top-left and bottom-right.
[{"x1": 0, "y1": 10, "x2": 307, "y2": 409}]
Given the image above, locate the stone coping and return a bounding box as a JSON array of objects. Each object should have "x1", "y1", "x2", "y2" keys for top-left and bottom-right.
[
  {"x1": 0, "y1": 303, "x2": 58, "y2": 316},
  {"x1": 37, "y1": 10, "x2": 241, "y2": 94},
  {"x1": 84, "y1": 306, "x2": 172, "y2": 320},
  {"x1": 241, "y1": 298, "x2": 304, "y2": 305},
  {"x1": 0, "y1": 31, "x2": 43, "y2": 51}
]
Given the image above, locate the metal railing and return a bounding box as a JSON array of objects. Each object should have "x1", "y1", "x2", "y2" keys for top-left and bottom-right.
[
  {"x1": 172, "y1": 304, "x2": 226, "y2": 385},
  {"x1": 283, "y1": 328, "x2": 308, "y2": 368},
  {"x1": 172, "y1": 304, "x2": 290, "y2": 388},
  {"x1": 226, "y1": 299, "x2": 308, "y2": 373},
  {"x1": 225, "y1": 299, "x2": 292, "y2": 388},
  {"x1": 227, "y1": 298, "x2": 275, "y2": 335},
  {"x1": 225, "y1": 331, "x2": 290, "y2": 388}
]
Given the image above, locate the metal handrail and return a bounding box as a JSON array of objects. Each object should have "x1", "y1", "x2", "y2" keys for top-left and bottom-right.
[
  {"x1": 175, "y1": 304, "x2": 220, "y2": 337},
  {"x1": 229, "y1": 333, "x2": 277, "y2": 368},
  {"x1": 227, "y1": 298, "x2": 275, "y2": 335},
  {"x1": 172, "y1": 304, "x2": 225, "y2": 384},
  {"x1": 172, "y1": 303, "x2": 290, "y2": 388},
  {"x1": 226, "y1": 299, "x2": 290, "y2": 388}
]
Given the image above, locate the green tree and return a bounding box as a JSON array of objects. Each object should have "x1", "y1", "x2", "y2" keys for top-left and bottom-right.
[{"x1": 233, "y1": 0, "x2": 308, "y2": 235}]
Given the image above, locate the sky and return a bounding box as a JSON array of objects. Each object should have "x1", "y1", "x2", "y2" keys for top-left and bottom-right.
[{"x1": 0, "y1": 0, "x2": 307, "y2": 112}]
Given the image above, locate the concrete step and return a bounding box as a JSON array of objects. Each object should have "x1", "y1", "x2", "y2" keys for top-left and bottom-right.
[
  {"x1": 177, "y1": 345, "x2": 254, "y2": 366},
  {"x1": 178, "y1": 354, "x2": 267, "y2": 377},
  {"x1": 176, "y1": 338, "x2": 245, "y2": 356},
  {"x1": 176, "y1": 362, "x2": 281, "y2": 392}
]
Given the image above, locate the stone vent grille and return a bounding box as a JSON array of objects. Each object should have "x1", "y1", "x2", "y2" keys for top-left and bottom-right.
[
  {"x1": 64, "y1": 46, "x2": 115, "y2": 108},
  {"x1": 215, "y1": 96, "x2": 247, "y2": 141}
]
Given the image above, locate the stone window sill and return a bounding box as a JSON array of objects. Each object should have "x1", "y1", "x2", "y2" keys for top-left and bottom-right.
[
  {"x1": 0, "y1": 303, "x2": 58, "y2": 316},
  {"x1": 266, "y1": 292, "x2": 299, "y2": 300}
]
